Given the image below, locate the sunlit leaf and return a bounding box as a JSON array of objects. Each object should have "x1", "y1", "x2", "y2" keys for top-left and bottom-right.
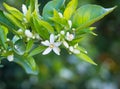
[
  {"x1": 37, "y1": 19, "x2": 54, "y2": 33},
  {"x1": 64, "y1": 0, "x2": 78, "y2": 20},
  {"x1": 72, "y1": 4, "x2": 116, "y2": 29},
  {"x1": 3, "y1": 3, "x2": 24, "y2": 21},
  {"x1": 32, "y1": 17, "x2": 49, "y2": 39},
  {"x1": 77, "y1": 52, "x2": 97, "y2": 65},
  {"x1": 4, "y1": 12, "x2": 25, "y2": 29}
]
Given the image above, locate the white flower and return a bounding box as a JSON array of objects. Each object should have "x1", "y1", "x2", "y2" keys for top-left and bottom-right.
[
  {"x1": 72, "y1": 28, "x2": 76, "y2": 31},
  {"x1": 7, "y1": 38, "x2": 10, "y2": 41},
  {"x1": 69, "y1": 46, "x2": 80, "y2": 54},
  {"x1": 58, "y1": 12, "x2": 63, "y2": 18},
  {"x1": 63, "y1": 41, "x2": 69, "y2": 48},
  {"x1": 41, "y1": 34, "x2": 61, "y2": 55},
  {"x1": 60, "y1": 31, "x2": 65, "y2": 35},
  {"x1": 22, "y1": 4, "x2": 27, "y2": 16},
  {"x1": 68, "y1": 20, "x2": 72, "y2": 28},
  {"x1": 35, "y1": 34, "x2": 41, "y2": 40},
  {"x1": 7, "y1": 54, "x2": 14, "y2": 62},
  {"x1": 25, "y1": 30, "x2": 33, "y2": 38},
  {"x1": 66, "y1": 32, "x2": 74, "y2": 41},
  {"x1": 17, "y1": 29, "x2": 23, "y2": 34}
]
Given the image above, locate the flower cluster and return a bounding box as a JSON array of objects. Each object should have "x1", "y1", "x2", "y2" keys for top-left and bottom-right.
[{"x1": 0, "y1": 0, "x2": 115, "y2": 74}]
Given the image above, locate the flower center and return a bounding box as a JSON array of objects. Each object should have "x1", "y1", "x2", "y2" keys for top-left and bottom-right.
[
  {"x1": 50, "y1": 44, "x2": 54, "y2": 48},
  {"x1": 69, "y1": 34, "x2": 74, "y2": 39}
]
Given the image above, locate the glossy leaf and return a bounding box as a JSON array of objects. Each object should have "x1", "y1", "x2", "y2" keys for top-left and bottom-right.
[
  {"x1": 42, "y1": 0, "x2": 65, "y2": 21},
  {"x1": 28, "y1": 46, "x2": 46, "y2": 57},
  {"x1": 0, "y1": 26, "x2": 7, "y2": 49},
  {"x1": 72, "y1": 4, "x2": 116, "y2": 29},
  {"x1": 14, "y1": 39, "x2": 26, "y2": 55},
  {"x1": 14, "y1": 54, "x2": 38, "y2": 75},
  {"x1": 64, "y1": 0, "x2": 78, "y2": 20},
  {"x1": 77, "y1": 52, "x2": 97, "y2": 65}
]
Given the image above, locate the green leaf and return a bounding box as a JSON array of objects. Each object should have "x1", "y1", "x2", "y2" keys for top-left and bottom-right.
[
  {"x1": 78, "y1": 46, "x2": 87, "y2": 54},
  {"x1": 50, "y1": 10, "x2": 69, "y2": 28},
  {"x1": 14, "y1": 39, "x2": 26, "y2": 55},
  {"x1": 30, "y1": 0, "x2": 38, "y2": 12},
  {"x1": 76, "y1": 27, "x2": 96, "y2": 35},
  {"x1": 14, "y1": 54, "x2": 38, "y2": 75},
  {"x1": 4, "y1": 12, "x2": 25, "y2": 29},
  {"x1": 3, "y1": 3, "x2": 24, "y2": 21},
  {"x1": 0, "y1": 10, "x2": 16, "y2": 29},
  {"x1": 26, "y1": 39, "x2": 34, "y2": 53},
  {"x1": 64, "y1": 0, "x2": 78, "y2": 20},
  {"x1": 39, "y1": 20, "x2": 54, "y2": 33},
  {"x1": 28, "y1": 46, "x2": 46, "y2": 57},
  {"x1": 0, "y1": 26, "x2": 7, "y2": 49},
  {"x1": 42, "y1": 0, "x2": 65, "y2": 21},
  {"x1": 72, "y1": 4, "x2": 116, "y2": 29},
  {"x1": 76, "y1": 52, "x2": 97, "y2": 65},
  {"x1": 32, "y1": 17, "x2": 49, "y2": 39}
]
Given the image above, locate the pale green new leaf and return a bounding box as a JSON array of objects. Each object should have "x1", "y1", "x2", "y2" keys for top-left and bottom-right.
[
  {"x1": 0, "y1": 10, "x2": 16, "y2": 29},
  {"x1": 77, "y1": 52, "x2": 97, "y2": 65},
  {"x1": 32, "y1": 17, "x2": 49, "y2": 39},
  {"x1": 4, "y1": 12, "x2": 25, "y2": 29},
  {"x1": 14, "y1": 54, "x2": 38, "y2": 75},
  {"x1": 28, "y1": 46, "x2": 46, "y2": 57},
  {"x1": 38, "y1": 19, "x2": 54, "y2": 33},
  {"x1": 72, "y1": 4, "x2": 116, "y2": 29},
  {"x1": 3, "y1": 3, "x2": 24, "y2": 21},
  {"x1": 64, "y1": 0, "x2": 78, "y2": 20}
]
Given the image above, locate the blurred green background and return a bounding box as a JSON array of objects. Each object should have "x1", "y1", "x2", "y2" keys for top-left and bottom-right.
[{"x1": 0, "y1": 0, "x2": 120, "y2": 89}]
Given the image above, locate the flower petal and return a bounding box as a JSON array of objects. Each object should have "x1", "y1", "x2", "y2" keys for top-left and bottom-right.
[
  {"x1": 42, "y1": 47, "x2": 52, "y2": 55},
  {"x1": 41, "y1": 40, "x2": 50, "y2": 46},
  {"x1": 25, "y1": 30, "x2": 33, "y2": 38},
  {"x1": 50, "y1": 34, "x2": 55, "y2": 43},
  {"x1": 73, "y1": 49, "x2": 80, "y2": 54},
  {"x1": 63, "y1": 41, "x2": 69, "y2": 48},
  {"x1": 54, "y1": 42, "x2": 61, "y2": 47},
  {"x1": 69, "y1": 46, "x2": 74, "y2": 52},
  {"x1": 53, "y1": 47, "x2": 60, "y2": 55}
]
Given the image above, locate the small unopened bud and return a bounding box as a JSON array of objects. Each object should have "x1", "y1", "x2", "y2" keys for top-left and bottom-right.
[
  {"x1": 69, "y1": 46, "x2": 74, "y2": 52},
  {"x1": 22, "y1": 4, "x2": 27, "y2": 15},
  {"x1": 25, "y1": 30, "x2": 33, "y2": 38},
  {"x1": 60, "y1": 31, "x2": 65, "y2": 35},
  {"x1": 68, "y1": 20, "x2": 72, "y2": 28},
  {"x1": 63, "y1": 41, "x2": 69, "y2": 48},
  {"x1": 7, "y1": 54, "x2": 14, "y2": 62},
  {"x1": 58, "y1": 12, "x2": 63, "y2": 18}
]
